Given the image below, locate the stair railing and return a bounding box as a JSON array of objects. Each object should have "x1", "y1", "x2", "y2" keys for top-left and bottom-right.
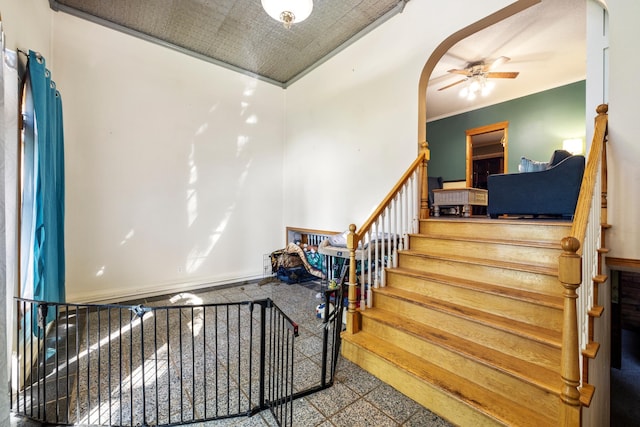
[
  {"x1": 558, "y1": 104, "x2": 608, "y2": 425},
  {"x1": 345, "y1": 142, "x2": 430, "y2": 334}
]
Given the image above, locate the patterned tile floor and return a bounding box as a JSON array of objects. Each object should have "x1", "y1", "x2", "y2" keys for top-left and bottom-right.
[{"x1": 11, "y1": 278, "x2": 452, "y2": 426}]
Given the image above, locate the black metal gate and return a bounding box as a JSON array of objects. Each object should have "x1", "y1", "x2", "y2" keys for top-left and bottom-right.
[{"x1": 10, "y1": 286, "x2": 343, "y2": 426}]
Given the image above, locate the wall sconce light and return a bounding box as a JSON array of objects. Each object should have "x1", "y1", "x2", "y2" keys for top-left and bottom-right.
[{"x1": 562, "y1": 138, "x2": 584, "y2": 155}]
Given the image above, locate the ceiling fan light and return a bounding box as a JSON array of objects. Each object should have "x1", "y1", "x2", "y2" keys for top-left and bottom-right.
[
  {"x1": 481, "y1": 80, "x2": 495, "y2": 96},
  {"x1": 262, "y1": 0, "x2": 313, "y2": 28}
]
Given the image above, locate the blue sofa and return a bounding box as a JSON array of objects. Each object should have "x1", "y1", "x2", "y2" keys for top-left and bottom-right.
[{"x1": 487, "y1": 150, "x2": 585, "y2": 218}]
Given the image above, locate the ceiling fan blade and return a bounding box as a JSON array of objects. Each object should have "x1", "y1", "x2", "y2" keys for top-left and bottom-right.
[
  {"x1": 438, "y1": 79, "x2": 467, "y2": 91},
  {"x1": 483, "y1": 56, "x2": 511, "y2": 72},
  {"x1": 447, "y1": 69, "x2": 471, "y2": 76},
  {"x1": 485, "y1": 71, "x2": 519, "y2": 79}
]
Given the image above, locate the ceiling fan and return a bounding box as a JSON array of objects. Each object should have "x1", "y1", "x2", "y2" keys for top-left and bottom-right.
[{"x1": 438, "y1": 56, "x2": 519, "y2": 92}]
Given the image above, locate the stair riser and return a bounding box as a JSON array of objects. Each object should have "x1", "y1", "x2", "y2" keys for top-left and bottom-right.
[
  {"x1": 419, "y1": 220, "x2": 570, "y2": 242},
  {"x1": 341, "y1": 339, "x2": 503, "y2": 427},
  {"x1": 384, "y1": 271, "x2": 563, "y2": 330},
  {"x1": 409, "y1": 236, "x2": 561, "y2": 268},
  {"x1": 372, "y1": 292, "x2": 561, "y2": 372},
  {"x1": 397, "y1": 253, "x2": 562, "y2": 296},
  {"x1": 360, "y1": 315, "x2": 560, "y2": 418}
]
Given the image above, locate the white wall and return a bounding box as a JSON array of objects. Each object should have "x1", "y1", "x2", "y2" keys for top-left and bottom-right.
[
  {"x1": 585, "y1": 0, "x2": 608, "y2": 147},
  {"x1": 0, "y1": 0, "x2": 52, "y2": 59},
  {"x1": 284, "y1": 0, "x2": 514, "y2": 232},
  {"x1": 605, "y1": 0, "x2": 640, "y2": 261},
  {"x1": 52, "y1": 12, "x2": 286, "y2": 302}
]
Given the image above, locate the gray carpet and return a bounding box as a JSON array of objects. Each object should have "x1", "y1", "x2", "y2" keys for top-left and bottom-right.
[{"x1": 611, "y1": 328, "x2": 640, "y2": 426}]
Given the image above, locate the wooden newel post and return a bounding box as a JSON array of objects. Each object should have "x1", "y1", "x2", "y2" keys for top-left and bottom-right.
[
  {"x1": 558, "y1": 236, "x2": 582, "y2": 426},
  {"x1": 345, "y1": 224, "x2": 361, "y2": 334},
  {"x1": 419, "y1": 141, "x2": 431, "y2": 220}
]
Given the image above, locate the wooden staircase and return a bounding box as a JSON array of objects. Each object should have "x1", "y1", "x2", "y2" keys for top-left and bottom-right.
[{"x1": 341, "y1": 217, "x2": 572, "y2": 427}]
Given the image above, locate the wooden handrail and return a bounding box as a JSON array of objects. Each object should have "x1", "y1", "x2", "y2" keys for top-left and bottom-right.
[
  {"x1": 356, "y1": 142, "x2": 430, "y2": 243},
  {"x1": 570, "y1": 104, "x2": 609, "y2": 252},
  {"x1": 345, "y1": 141, "x2": 430, "y2": 335},
  {"x1": 559, "y1": 104, "x2": 608, "y2": 426}
]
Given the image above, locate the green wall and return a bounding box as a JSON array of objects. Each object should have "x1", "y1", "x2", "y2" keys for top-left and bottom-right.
[{"x1": 426, "y1": 80, "x2": 586, "y2": 181}]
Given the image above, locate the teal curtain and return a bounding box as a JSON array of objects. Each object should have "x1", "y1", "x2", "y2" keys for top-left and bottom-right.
[{"x1": 22, "y1": 51, "x2": 65, "y2": 316}]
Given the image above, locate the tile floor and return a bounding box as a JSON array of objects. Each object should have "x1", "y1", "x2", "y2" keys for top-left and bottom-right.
[
  {"x1": 171, "y1": 279, "x2": 452, "y2": 426},
  {"x1": 11, "y1": 278, "x2": 452, "y2": 427}
]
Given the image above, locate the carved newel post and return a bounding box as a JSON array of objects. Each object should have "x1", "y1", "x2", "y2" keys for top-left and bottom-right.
[
  {"x1": 558, "y1": 236, "x2": 582, "y2": 426},
  {"x1": 345, "y1": 224, "x2": 361, "y2": 334}
]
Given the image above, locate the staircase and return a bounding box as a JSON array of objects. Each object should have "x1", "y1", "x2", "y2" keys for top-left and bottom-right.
[{"x1": 341, "y1": 217, "x2": 571, "y2": 427}]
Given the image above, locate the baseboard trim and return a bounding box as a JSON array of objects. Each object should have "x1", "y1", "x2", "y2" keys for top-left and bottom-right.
[{"x1": 67, "y1": 274, "x2": 264, "y2": 304}]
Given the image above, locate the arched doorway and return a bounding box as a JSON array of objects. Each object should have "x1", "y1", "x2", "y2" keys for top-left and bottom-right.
[{"x1": 416, "y1": 0, "x2": 539, "y2": 151}]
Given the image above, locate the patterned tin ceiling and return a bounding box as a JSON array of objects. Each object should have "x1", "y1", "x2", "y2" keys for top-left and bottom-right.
[{"x1": 50, "y1": 0, "x2": 408, "y2": 86}]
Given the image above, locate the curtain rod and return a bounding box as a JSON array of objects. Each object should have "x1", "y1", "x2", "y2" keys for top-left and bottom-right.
[{"x1": 16, "y1": 48, "x2": 42, "y2": 60}]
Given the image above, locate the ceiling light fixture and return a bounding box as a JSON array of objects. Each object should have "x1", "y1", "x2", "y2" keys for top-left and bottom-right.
[
  {"x1": 459, "y1": 74, "x2": 495, "y2": 101},
  {"x1": 261, "y1": 0, "x2": 313, "y2": 29}
]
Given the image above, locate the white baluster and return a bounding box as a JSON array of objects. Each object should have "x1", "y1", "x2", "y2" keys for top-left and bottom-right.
[
  {"x1": 382, "y1": 204, "x2": 393, "y2": 286},
  {"x1": 367, "y1": 229, "x2": 372, "y2": 308},
  {"x1": 393, "y1": 194, "x2": 398, "y2": 252},
  {"x1": 360, "y1": 241, "x2": 366, "y2": 311},
  {"x1": 393, "y1": 196, "x2": 399, "y2": 268},
  {"x1": 400, "y1": 183, "x2": 405, "y2": 249},
  {"x1": 408, "y1": 174, "x2": 415, "y2": 233},
  {"x1": 374, "y1": 219, "x2": 380, "y2": 289},
  {"x1": 414, "y1": 171, "x2": 420, "y2": 232},
  {"x1": 381, "y1": 214, "x2": 386, "y2": 287}
]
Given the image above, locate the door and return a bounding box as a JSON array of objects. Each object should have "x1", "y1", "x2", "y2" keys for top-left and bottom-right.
[
  {"x1": 466, "y1": 122, "x2": 507, "y2": 215},
  {"x1": 466, "y1": 121, "x2": 508, "y2": 188}
]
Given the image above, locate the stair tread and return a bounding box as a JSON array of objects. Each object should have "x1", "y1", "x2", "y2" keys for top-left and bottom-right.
[
  {"x1": 421, "y1": 217, "x2": 572, "y2": 227},
  {"x1": 589, "y1": 305, "x2": 604, "y2": 317},
  {"x1": 343, "y1": 330, "x2": 557, "y2": 426},
  {"x1": 580, "y1": 383, "x2": 595, "y2": 407},
  {"x1": 400, "y1": 250, "x2": 558, "y2": 277},
  {"x1": 582, "y1": 341, "x2": 600, "y2": 359},
  {"x1": 375, "y1": 286, "x2": 562, "y2": 348},
  {"x1": 389, "y1": 266, "x2": 563, "y2": 309},
  {"x1": 410, "y1": 232, "x2": 563, "y2": 250},
  {"x1": 593, "y1": 274, "x2": 607, "y2": 283},
  {"x1": 361, "y1": 306, "x2": 561, "y2": 394}
]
